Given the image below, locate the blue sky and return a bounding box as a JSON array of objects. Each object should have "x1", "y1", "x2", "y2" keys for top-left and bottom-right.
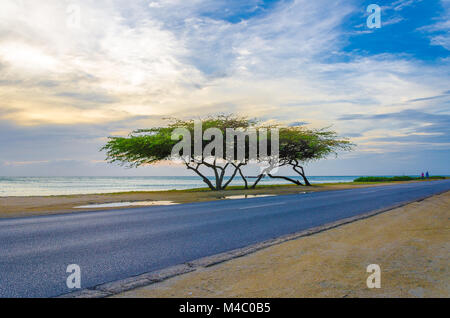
[
  {"x1": 345, "y1": 0, "x2": 449, "y2": 60},
  {"x1": 0, "y1": 0, "x2": 449, "y2": 176}
]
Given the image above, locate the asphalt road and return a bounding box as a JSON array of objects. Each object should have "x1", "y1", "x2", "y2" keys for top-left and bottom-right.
[{"x1": 1, "y1": 180, "x2": 449, "y2": 297}]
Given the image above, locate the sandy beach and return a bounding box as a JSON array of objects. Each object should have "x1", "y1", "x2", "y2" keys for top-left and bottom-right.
[
  {"x1": 0, "y1": 180, "x2": 438, "y2": 218},
  {"x1": 114, "y1": 190, "x2": 450, "y2": 298}
]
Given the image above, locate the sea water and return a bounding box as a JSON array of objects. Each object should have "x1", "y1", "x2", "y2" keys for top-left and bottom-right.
[{"x1": 0, "y1": 176, "x2": 365, "y2": 197}]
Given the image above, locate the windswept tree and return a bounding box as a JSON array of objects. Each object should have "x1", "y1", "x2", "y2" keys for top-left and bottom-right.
[
  {"x1": 102, "y1": 115, "x2": 353, "y2": 190},
  {"x1": 101, "y1": 115, "x2": 267, "y2": 191},
  {"x1": 252, "y1": 126, "x2": 353, "y2": 187}
]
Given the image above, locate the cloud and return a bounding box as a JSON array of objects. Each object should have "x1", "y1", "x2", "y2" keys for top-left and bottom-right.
[
  {"x1": 0, "y1": 0, "x2": 205, "y2": 125},
  {"x1": 0, "y1": 0, "x2": 449, "y2": 175},
  {"x1": 289, "y1": 121, "x2": 310, "y2": 127},
  {"x1": 418, "y1": 0, "x2": 450, "y2": 50},
  {"x1": 390, "y1": 0, "x2": 422, "y2": 11},
  {"x1": 0, "y1": 0, "x2": 348, "y2": 127},
  {"x1": 1, "y1": 0, "x2": 448, "y2": 127},
  {"x1": 382, "y1": 16, "x2": 405, "y2": 27},
  {"x1": 338, "y1": 109, "x2": 450, "y2": 153},
  {"x1": 4, "y1": 160, "x2": 50, "y2": 166},
  {"x1": 407, "y1": 90, "x2": 450, "y2": 102}
]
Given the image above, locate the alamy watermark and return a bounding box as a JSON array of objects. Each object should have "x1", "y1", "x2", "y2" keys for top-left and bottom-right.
[
  {"x1": 367, "y1": 4, "x2": 381, "y2": 29},
  {"x1": 66, "y1": 264, "x2": 81, "y2": 289},
  {"x1": 366, "y1": 264, "x2": 381, "y2": 288},
  {"x1": 171, "y1": 120, "x2": 280, "y2": 173},
  {"x1": 66, "y1": 4, "x2": 81, "y2": 29}
]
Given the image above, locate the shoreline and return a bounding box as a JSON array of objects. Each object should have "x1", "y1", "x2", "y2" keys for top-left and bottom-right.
[
  {"x1": 0, "y1": 179, "x2": 444, "y2": 218},
  {"x1": 2, "y1": 175, "x2": 446, "y2": 198}
]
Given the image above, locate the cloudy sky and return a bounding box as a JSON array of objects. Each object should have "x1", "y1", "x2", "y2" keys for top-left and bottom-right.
[{"x1": 0, "y1": 0, "x2": 449, "y2": 176}]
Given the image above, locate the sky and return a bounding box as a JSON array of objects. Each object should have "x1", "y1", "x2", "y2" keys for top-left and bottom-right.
[{"x1": 0, "y1": 0, "x2": 449, "y2": 176}]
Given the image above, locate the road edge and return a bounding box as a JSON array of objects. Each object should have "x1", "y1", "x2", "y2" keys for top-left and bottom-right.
[{"x1": 57, "y1": 190, "x2": 449, "y2": 298}]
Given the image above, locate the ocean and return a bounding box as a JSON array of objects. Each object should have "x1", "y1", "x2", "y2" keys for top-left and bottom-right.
[{"x1": 0, "y1": 176, "x2": 362, "y2": 197}]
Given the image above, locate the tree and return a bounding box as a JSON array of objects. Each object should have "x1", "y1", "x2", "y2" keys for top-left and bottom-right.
[
  {"x1": 102, "y1": 115, "x2": 353, "y2": 191},
  {"x1": 245, "y1": 126, "x2": 353, "y2": 187},
  {"x1": 101, "y1": 115, "x2": 259, "y2": 191}
]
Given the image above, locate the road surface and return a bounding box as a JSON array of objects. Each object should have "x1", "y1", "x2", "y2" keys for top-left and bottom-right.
[{"x1": 1, "y1": 180, "x2": 449, "y2": 297}]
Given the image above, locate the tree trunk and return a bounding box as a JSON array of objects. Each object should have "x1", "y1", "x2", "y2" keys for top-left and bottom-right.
[
  {"x1": 186, "y1": 161, "x2": 246, "y2": 191},
  {"x1": 213, "y1": 166, "x2": 221, "y2": 190},
  {"x1": 300, "y1": 173, "x2": 311, "y2": 186},
  {"x1": 199, "y1": 161, "x2": 228, "y2": 191},
  {"x1": 217, "y1": 163, "x2": 230, "y2": 190},
  {"x1": 237, "y1": 166, "x2": 248, "y2": 189},
  {"x1": 250, "y1": 174, "x2": 265, "y2": 189},
  {"x1": 185, "y1": 163, "x2": 216, "y2": 191},
  {"x1": 222, "y1": 163, "x2": 242, "y2": 190},
  {"x1": 267, "y1": 174, "x2": 303, "y2": 186},
  {"x1": 291, "y1": 164, "x2": 311, "y2": 186}
]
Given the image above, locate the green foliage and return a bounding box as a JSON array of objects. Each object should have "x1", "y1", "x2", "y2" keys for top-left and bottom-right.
[
  {"x1": 101, "y1": 127, "x2": 177, "y2": 167},
  {"x1": 102, "y1": 116, "x2": 353, "y2": 168},
  {"x1": 101, "y1": 114, "x2": 355, "y2": 190},
  {"x1": 101, "y1": 115, "x2": 254, "y2": 167},
  {"x1": 277, "y1": 126, "x2": 354, "y2": 163},
  {"x1": 353, "y1": 176, "x2": 447, "y2": 182}
]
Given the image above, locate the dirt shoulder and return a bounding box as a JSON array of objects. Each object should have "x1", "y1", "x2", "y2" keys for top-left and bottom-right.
[
  {"x1": 0, "y1": 180, "x2": 437, "y2": 218},
  {"x1": 114, "y1": 191, "x2": 450, "y2": 298}
]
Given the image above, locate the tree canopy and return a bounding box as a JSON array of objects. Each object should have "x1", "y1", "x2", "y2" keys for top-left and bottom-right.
[
  {"x1": 102, "y1": 115, "x2": 260, "y2": 190},
  {"x1": 101, "y1": 115, "x2": 354, "y2": 190},
  {"x1": 266, "y1": 126, "x2": 353, "y2": 186}
]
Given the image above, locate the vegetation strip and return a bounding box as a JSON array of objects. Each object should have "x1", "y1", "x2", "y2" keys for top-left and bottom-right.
[{"x1": 354, "y1": 176, "x2": 446, "y2": 182}]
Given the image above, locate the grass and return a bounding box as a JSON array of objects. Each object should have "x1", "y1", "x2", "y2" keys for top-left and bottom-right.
[{"x1": 353, "y1": 176, "x2": 447, "y2": 182}]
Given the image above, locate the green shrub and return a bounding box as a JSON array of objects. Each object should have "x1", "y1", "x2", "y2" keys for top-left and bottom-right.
[{"x1": 354, "y1": 176, "x2": 447, "y2": 182}]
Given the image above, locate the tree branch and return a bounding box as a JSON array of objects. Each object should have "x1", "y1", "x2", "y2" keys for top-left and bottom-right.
[
  {"x1": 267, "y1": 174, "x2": 303, "y2": 186},
  {"x1": 222, "y1": 163, "x2": 243, "y2": 189},
  {"x1": 250, "y1": 173, "x2": 265, "y2": 189},
  {"x1": 232, "y1": 163, "x2": 248, "y2": 189},
  {"x1": 185, "y1": 163, "x2": 216, "y2": 190},
  {"x1": 289, "y1": 160, "x2": 311, "y2": 186}
]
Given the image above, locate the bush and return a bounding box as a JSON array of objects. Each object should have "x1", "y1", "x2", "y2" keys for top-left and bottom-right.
[{"x1": 354, "y1": 176, "x2": 447, "y2": 182}]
